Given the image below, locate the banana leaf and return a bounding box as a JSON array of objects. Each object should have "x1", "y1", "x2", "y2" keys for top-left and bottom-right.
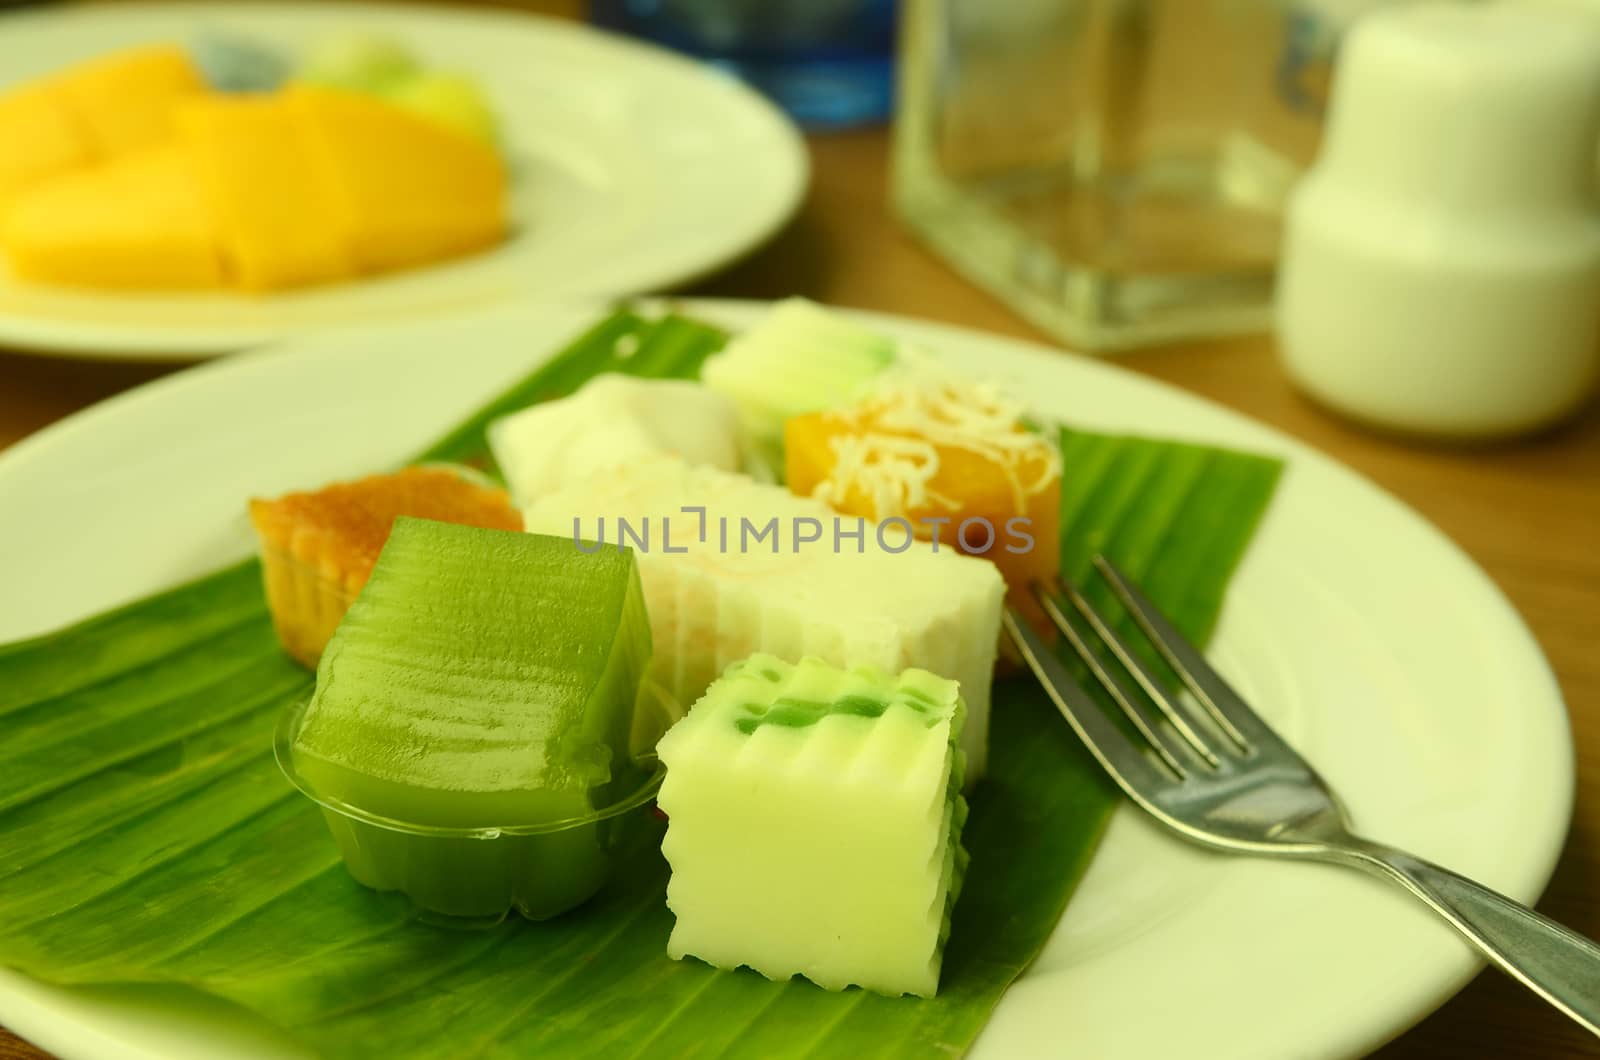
[{"x1": 0, "y1": 308, "x2": 1282, "y2": 1058}]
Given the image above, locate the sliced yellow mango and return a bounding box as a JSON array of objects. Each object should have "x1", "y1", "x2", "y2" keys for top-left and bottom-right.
[
  {"x1": 4, "y1": 145, "x2": 223, "y2": 290},
  {"x1": 289, "y1": 85, "x2": 508, "y2": 273},
  {"x1": 0, "y1": 80, "x2": 95, "y2": 222},
  {"x1": 51, "y1": 44, "x2": 206, "y2": 157},
  {"x1": 0, "y1": 68, "x2": 508, "y2": 293},
  {"x1": 177, "y1": 96, "x2": 353, "y2": 292}
]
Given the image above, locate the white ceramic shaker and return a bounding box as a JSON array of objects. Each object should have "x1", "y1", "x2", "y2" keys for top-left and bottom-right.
[{"x1": 1276, "y1": 2, "x2": 1600, "y2": 437}]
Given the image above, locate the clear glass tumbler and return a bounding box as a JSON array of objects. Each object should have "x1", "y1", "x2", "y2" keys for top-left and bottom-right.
[{"x1": 893, "y1": 0, "x2": 1379, "y2": 351}]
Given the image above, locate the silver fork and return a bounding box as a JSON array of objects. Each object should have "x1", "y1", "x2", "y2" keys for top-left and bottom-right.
[{"x1": 1003, "y1": 555, "x2": 1600, "y2": 1036}]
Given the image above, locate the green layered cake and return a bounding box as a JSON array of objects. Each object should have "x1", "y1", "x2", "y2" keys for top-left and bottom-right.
[
  {"x1": 289, "y1": 517, "x2": 654, "y2": 919},
  {"x1": 656, "y1": 654, "x2": 969, "y2": 997}
]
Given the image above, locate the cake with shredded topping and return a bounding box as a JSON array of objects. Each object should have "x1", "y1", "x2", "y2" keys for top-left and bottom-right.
[{"x1": 785, "y1": 366, "x2": 1062, "y2": 625}]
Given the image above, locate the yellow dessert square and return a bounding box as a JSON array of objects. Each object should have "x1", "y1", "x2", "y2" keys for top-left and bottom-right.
[{"x1": 249, "y1": 467, "x2": 522, "y2": 667}]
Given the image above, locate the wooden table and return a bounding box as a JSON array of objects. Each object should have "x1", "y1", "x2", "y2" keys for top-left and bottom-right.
[{"x1": 3, "y1": 14, "x2": 1599, "y2": 1060}]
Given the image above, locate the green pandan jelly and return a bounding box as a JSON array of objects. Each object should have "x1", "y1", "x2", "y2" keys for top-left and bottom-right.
[
  {"x1": 656, "y1": 654, "x2": 969, "y2": 997},
  {"x1": 279, "y1": 517, "x2": 660, "y2": 922}
]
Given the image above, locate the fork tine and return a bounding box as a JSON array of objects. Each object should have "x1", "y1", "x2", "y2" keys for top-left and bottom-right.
[
  {"x1": 1032, "y1": 586, "x2": 1196, "y2": 776},
  {"x1": 1001, "y1": 609, "x2": 1174, "y2": 802},
  {"x1": 1051, "y1": 573, "x2": 1221, "y2": 768},
  {"x1": 1092, "y1": 555, "x2": 1279, "y2": 754}
]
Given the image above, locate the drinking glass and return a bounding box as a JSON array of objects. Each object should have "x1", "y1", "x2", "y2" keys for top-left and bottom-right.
[{"x1": 892, "y1": 0, "x2": 1403, "y2": 350}]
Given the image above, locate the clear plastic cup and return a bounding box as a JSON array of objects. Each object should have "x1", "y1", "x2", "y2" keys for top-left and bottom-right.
[{"x1": 273, "y1": 683, "x2": 678, "y2": 926}]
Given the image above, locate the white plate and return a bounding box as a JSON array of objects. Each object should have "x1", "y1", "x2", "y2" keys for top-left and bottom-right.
[
  {"x1": 0, "y1": 300, "x2": 1573, "y2": 1059},
  {"x1": 0, "y1": 4, "x2": 806, "y2": 359}
]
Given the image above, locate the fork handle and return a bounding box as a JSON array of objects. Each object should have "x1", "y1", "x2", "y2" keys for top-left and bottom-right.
[{"x1": 1332, "y1": 839, "x2": 1600, "y2": 1035}]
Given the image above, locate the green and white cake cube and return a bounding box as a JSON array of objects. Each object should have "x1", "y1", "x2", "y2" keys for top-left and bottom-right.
[
  {"x1": 522, "y1": 455, "x2": 1005, "y2": 781},
  {"x1": 700, "y1": 298, "x2": 898, "y2": 462},
  {"x1": 656, "y1": 654, "x2": 969, "y2": 998}
]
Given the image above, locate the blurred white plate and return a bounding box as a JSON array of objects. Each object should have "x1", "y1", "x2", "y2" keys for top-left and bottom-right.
[
  {"x1": 0, "y1": 300, "x2": 1574, "y2": 1058},
  {"x1": 0, "y1": 4, "x2": 806, "y2": 359}
]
